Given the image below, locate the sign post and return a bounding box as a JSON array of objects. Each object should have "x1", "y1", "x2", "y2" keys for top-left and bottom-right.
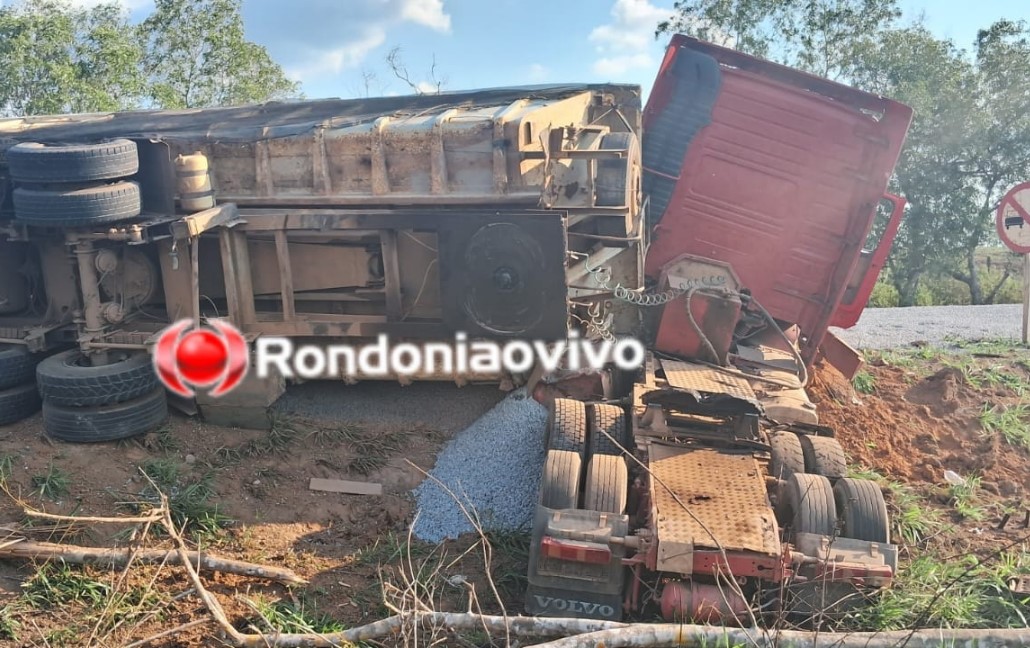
[{"x1": 996, "y1": 181, "x2": 1030, "y2": 344}]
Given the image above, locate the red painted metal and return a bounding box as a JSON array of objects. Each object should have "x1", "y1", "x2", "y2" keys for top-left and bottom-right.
[
  {"x1": 660, "y1": 580, "x2": 751, "y2": 624},
  {"x1": 831, "y1": 193, "x2": 907, "y2": 329},
  {"x1": 691, "y1": 549, "x2": 789, "y2": 582},
  {"x1": 654, "y1": 287, "x2": 742, "y2": 363},
  {"x1": 539, "y1": 536, "x2": 612, "y2": 565},
  {"x1": 644, "y1": 36, "x2": 912, "y2": 365}
]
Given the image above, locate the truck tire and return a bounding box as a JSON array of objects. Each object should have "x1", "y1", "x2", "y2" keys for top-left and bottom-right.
[
  {"x1": 14, "y1": 181, "x2": 141, "y2": 227},
  {"x1": 0, "y1": 383, "x2": 41, "y2": 426},
  {"x1": 588, "y1": 403, "x2": 627, "y2": 456},
  {"x1": 582, "y1": 454, "x2": 628, "y2": 514},
  {"x1": 42, "y1": 387, "x2": 167, "y2": 443},
  {"x1": 780, "y1": 473, "x2": 836, "y2": 538},
  {"x1": 6, "y1": 139, "x2": 138, "y2": 184},
  {"x1": 798, "y1": 434, "x2": 847, "y2": 480},
  {"x1": 547, "y1": 398, "x2": 587, "y2": 456},
  {"x1": 768, "y1": 430, "x2": 805, "y2": 480},
  {"x1": 833, "y1": 478, "x2": 890, "y2": 544},
  {"x1": 0, "y1": 344, "x2": 40, "y2": 391},
  {"x1": 36, "y1": 350, "x2": 157, "y2": 407},
  {"x1": 595, "y1": 132, "x2": 639, "y2": 207},
  {"x1": 540, "y1": 449, "x2": 582, "y2": 510}
]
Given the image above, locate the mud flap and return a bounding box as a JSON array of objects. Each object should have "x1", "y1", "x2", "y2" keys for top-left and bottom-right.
[{"x1": 525, "y1": 506, "x2": 629, "y2": 620}]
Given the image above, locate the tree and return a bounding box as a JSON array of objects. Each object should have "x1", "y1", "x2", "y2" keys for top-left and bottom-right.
[
  {"x1": 0, "y1": 0, "x2": 144, "y2": 116},
  {"x1": 140, "y1": 0, "x2": 299, "y2": 109},
  {"x1": 657, "y1": 0, "x2": 901, "y2": 79},
  {"x1": 852, "y1": 21, "x2": 1030, "y2": 304}
]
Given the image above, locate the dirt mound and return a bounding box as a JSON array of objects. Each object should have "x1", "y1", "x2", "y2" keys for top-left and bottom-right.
[{"x1": 809, "y1": 361, "x2": 1029, "y2": 496}]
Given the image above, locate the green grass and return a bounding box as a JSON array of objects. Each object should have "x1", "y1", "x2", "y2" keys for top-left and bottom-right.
[
  {"x1": 858, "y1": 553, "x2": 1029, "y2": 630},
  {"x1": 354, "y1": 530, "x2": 433, "y2": 567},
  {"x1": 852, "y1": 371, "x2": 877, "y2": 394},
  {"x1": 964, "y1": 365, "x2": 1027, "y2": 395},
  {"x1": 245, "y1": 596, "x2": 346, "y2": 635},
  {"x1": 979, "y1": 403, "x2": 1030, "y2": 449},
  {"x1": 31, "y1": 462, "x2": 69, "y2": 500},
  {"x1": 949, "y1": 475, "x2": 986, "y2": 522},
  {"x1": 0, "y1": 609, "x2": 19, "y2": 641},
  {"x1": 20, "y1": 563, "x2": 111, "y2": 610},
  {"x1": 486, "y1": 529, "x2": 530, "y2": 600},
  {"x1": 0, "y1": 454, "x2": 14, "y2": 482},
  {"x1": 141, "y1": 458, "x2": 180, "y2": 487}
]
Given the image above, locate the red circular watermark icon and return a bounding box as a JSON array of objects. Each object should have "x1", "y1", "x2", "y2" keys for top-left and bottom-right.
[{"x1": 153, "y1": 319, "x2": 249, "y2": 398}]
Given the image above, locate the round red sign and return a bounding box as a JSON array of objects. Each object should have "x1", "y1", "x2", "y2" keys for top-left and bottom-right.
[{"x1": 997, "y1": 181, "x2": 1030, "y2": 254}]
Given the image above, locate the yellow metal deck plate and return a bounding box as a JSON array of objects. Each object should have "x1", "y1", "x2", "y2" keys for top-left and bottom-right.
[
  {"x1": 659, "y1": 359, "x2": 756, "y2": 401},
  {"x1": 649, "y1": 444, "x2": 780, "y2": 565}
]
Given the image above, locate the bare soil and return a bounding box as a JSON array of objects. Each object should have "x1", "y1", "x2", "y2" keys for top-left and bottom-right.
[{"x1": 2, "y1": 346, "x2": 1030, "y2": 645}]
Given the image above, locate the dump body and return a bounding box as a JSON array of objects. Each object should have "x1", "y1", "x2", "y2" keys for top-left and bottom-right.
[
  {"x1": 643, "y1": 36, "x2": 912, "y2": 364},
  {"x1": 0, "y1": 85, "x2": 645, "y2": 378}
]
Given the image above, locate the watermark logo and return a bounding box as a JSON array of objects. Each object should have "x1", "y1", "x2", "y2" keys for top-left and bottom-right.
[{"x1": 153, "y1": 318, "x2": 250, "y2": 398}]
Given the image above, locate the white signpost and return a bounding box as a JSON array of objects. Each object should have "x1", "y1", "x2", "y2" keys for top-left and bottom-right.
[{"x1": 996, "y1": 181, "x2": 1030, "y2": 343}]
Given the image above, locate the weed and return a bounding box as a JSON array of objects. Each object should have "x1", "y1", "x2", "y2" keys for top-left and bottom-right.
[
  {"x1": 307, "y1": 422, "x2": 362, "y2": 446},
  {"x1": 355, "y1": 530, "x2": 432, "y2": 567},
  {"x1": 151, "y1": 424, "x2": 181, "y2": 452},
  {"x1": 886, "y1": 481, "x2": 944, "y2": 545},
  {"x1": 246, "y1": 596, "x2": 345, "y2": 634},
  {"x1": 0, "y1": 454, "x2": 14, "y2": 481},
  {"x1": 141, "y1": 458, "x2": 180, "y2": 488},
  {"x1": 211, "y1": 445, "x2": 243, "y2": 466},
  {"x1": 44, "y1": 626, "x2": 79, "y2": 647},
  {"x1": 966, "y1": 365, "x2": 1026, "y2": 396},
  {"x1": 859, "y1": 553, "x2": 1028, "y2": 630},
  {"x1": 21, "y1": 563, "x2": 111, "y2": 609},
  {"x1": 949, "y1": 475, "x2": 986, "y2": 522},
  {"x1": 487, "y1": 529, "x2": 530, "y2": 599},
  {"x1": 346, "y1": 430, "x2": 405, "y2": 476},
  {"x1": 979, "y1": 403, "x2": 1030, "y2": 449},
  {"x1": 0, "y1": 608, "x2": 18, "y2": 641},
  {"x1": 852, "y1": 371, "x2": 876, "y2": 394},
  {"x1": 848, "y1": 466, "x2": 886, "y2": 482},
  {"x1": 31, "y1": 462, "x2": 69, "y2": 500}
]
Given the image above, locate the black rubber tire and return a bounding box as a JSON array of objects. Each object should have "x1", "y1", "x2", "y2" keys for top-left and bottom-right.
[
  {"x1": 834, "y1": 478, "x2": 890, "y2": 543},
  {"x1": 6, "y1": 139, "x2": 138, "y2": 183},
  {"x1": 14, "y1": 181, "x2": 141, "y2": 226},
  {"x1": 768, "y1": 430, "x2": 806, "y2": 480},
  {"x1": 798, "y1": 434, "x2": 847, "y2": 480},
  {"x1": 540, "y1": 449, "x2": 582, "y2": 509},
  {"x1": 547, "y1": 398, "x2": 587, "y2": 456},
  {"x1": 42, "y1": 387, "x2": 167, "y2": 443},
  {"x1": 588, "y1": 403, "x2": 627, "y2": 456},
  {"x1": 780, "y1": 473, "x2": 837, "y2": 538},
  {"x1": 0, "y1": 383, "x2": 41, "y2": 426},
  {"x1": 0, "y1": 344, "x2": 40, "y2": 391},
  {"x1": 595, "y1": 132, "x2": 639, "y2": 207},
  {"x1": 583, "y1": 454, "x2": 628, "y2": 514},
  {"x1": 36, "y1": 349, "x2": 157, "y2": 407}
]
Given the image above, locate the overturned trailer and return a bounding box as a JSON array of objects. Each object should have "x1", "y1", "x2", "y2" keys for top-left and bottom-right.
[{"x1": 0, "y1": 84, "x2": 645, "y2": 432}]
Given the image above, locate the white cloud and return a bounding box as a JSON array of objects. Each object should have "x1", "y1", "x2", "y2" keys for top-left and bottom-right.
[
  {"x1": 589, "y1": 0, "x2": 674, "y2": 77},
  {"x1": 244, "y1": 0, "x2": 453, "y2": 84},
  {"x1": 527, "y1": 63, "x2": 550, "y2": 82},
  {"x1": 399, "y1": 0, "x2": 451, "y2": 33}
]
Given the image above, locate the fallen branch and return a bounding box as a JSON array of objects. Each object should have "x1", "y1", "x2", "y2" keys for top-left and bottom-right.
[
  {"x1": 527, "y1": 623, "x2": 1030, "y2": 648},
  {"x1": 0, "y1": 539, "x2": 306, "y2": 586},
  {"x1": 122, "y1": 618, "x2": 214, "y2": 648}
]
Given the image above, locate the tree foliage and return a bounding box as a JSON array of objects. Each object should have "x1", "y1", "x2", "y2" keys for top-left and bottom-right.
[
  {"x1": 657, "y1": 0, "x2": 901, "y2": 79},
  {"x1": 0, "y1": 0, "x2": 298, "y2": 116},
  {"x1": 140, "y1": 0, "x2": 298, "y2": 109},
  {"x1": 0, "y1": 0, "x2": 144, "y2": 115},
  {"x1": 660, "y1": 1, "x2": 1030, "y2": 305}
]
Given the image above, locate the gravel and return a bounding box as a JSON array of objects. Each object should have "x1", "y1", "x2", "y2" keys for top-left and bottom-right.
[
  {"x1": 832, "y1": 304, "x2": 1023, "y2": 350},
  {"x1": 411, "y1": 388, "x2": 549, "y2": 542}
]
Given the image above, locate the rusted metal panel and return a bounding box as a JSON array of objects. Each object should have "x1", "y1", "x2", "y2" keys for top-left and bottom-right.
[
  {"x1": 659, "y1": 359, "x2": 756, "y2": 401},
  {"x1": 648, "y1": 444, "x2": 780, "y2": 568}
]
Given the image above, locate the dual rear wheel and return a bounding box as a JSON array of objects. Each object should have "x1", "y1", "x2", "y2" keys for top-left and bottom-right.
[{"x1": 540, "y1": 399, "x2": 629, "y2": 514}]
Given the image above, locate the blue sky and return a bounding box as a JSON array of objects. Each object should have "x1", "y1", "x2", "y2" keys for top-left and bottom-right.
[{"x1": 82, "y1": 0, "x2": 1030, "y2": 99}]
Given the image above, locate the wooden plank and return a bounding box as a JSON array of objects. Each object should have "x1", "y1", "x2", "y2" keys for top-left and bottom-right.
[
  {"x1": 273, "y1": 230, "x2": 296, "y2": 319},
  {"x1": 380, "y1": 229, "x2": 403, "y2": 320},
  {"x1": 255, "y1": 140, "x2": 274, "y2": 196},
  {"x1": 309, "y1": 478, "x2": 383, "y2": 496}
]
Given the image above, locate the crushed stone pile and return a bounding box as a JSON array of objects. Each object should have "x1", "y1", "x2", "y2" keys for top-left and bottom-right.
[{"x1": 412, "y1": 388, "x2": 548, "y2": 542}]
